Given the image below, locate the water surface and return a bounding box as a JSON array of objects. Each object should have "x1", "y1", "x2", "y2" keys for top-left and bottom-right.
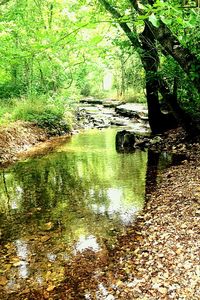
[{"x1": 0, "y1": 128, "x2": 147, "y2": 293}]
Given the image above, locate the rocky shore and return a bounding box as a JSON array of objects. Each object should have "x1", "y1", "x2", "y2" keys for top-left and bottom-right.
[{"x1": 76, "y1": 98, "x2": 149, "y2": 133}]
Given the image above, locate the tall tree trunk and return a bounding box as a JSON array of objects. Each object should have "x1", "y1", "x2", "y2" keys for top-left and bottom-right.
[
  {"x1": 129, "y1": 0, "x2": 200, "y2": 93},
  {"x1": 140, "y1": 24, "x2": 177, "y2": 133},
  {"x1": 98, "y1": 0, "x2": 168, "y2": 133},
  {"x1": 159, "y1": 77, "x2": 200, "y2": 135},
  {"x1": 98, "y1": 0, "x2": 200, "y2": 134}
]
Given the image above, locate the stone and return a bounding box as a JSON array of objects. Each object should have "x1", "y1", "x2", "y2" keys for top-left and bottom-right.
[
  {"x1": 116, "y1": 130, "x2": 136, "y2": 152},
  {"x1": 115, "y1": 103, "x2": 148, "y2": 119}
]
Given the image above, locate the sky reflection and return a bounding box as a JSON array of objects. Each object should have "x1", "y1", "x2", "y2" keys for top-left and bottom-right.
[{"x1": 75, "y1": 235, "x2": 100, "y2": 253}]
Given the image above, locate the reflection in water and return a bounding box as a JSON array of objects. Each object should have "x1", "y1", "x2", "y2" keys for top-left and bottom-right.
[
  {"x1": 0, "y1": 128, "x2": 147, "y2": 293},
  {"x1": 107, "y1": 188, "x2": 138, "y2": 224},
  {"x1": 15, "y1": 239, "x2": 29, "y2": 279},
  {"x1": 75, "y1": 235, "x2": 100, "y2": 253}
]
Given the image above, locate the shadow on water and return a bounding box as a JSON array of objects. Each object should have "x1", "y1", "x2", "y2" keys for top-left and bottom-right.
[
  {"x1": 145, "y1": 150, "x2": 187, "y2": 195},
  {"x1": 0, "y1": 128, "x2": 186, "y2": 297}
]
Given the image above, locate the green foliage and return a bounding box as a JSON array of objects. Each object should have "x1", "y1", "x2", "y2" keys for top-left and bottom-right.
[
  {"x1": 0, "y1": 96, "x2": 73, "y2": 133},
  {"x1": 0, "y1": 0, "x2": 199, "y2": 129},
  {"x1": 0, "y1": 0, "x2": 146, "y2": 103},
  {"x1": 12, "y1": 96, "x2": 73, "y2": 133},
  {"x1": 148, "y1": 14, "x2": 160, "y2": 27}
]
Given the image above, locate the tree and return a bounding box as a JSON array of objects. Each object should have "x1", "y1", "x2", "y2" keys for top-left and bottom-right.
[
  {"x1": 0, "y1": 0, "x2": 112, "y2": 97},
  {"x1": 97, "y1": 0, "x2": 200, "y2": 134}
]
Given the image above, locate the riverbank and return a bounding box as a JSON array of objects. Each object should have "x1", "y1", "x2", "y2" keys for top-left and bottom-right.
[
  {"x1": 0, "y1": 113, "x2": 199, "y2": 299},
  {"x1": 57, "y1": 128, "x2": 200, "y2": 299},
  {"x1": 0, "y1": 99, "x2": 149, "y2": 166},
  {"x1": 0, "y1": 100, "x2": 149, "y2": 166},
  {"x1": 0, "y1": 121, "x2": 47, "y2": 166},
  {"x1": 0, "y1": 121, "x2": 72, "y2": 166},
  {"x1": 1, "y1": 127, "x2": 198, "y2": 300},
  {"x1": 91, "y1": 129, "x2": 199, "y2": 299}
]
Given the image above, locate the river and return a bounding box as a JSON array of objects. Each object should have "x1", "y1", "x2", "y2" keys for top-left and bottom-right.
[{"x1": 0, "y1": 128, "x2": 169, "y2": 296}]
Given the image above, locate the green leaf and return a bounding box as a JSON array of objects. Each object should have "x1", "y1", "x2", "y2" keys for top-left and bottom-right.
[
  {"x1": 89, "y1": 36, "x2": 103, "y2": 45},
  {"x1": 160, "y1": 15, "x2": 172, "y2": 26},
  {"x1": 148, "y1": 14, "x2": 160, "y2": 28}
]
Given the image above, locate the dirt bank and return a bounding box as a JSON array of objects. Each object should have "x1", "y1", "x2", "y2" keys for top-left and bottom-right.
[
  {"x1": 0, "y1": 121, "x2": 70, "y2": 166},
  {"x1": 93, "y1": 142, "x2": 200, "y2": 299}
]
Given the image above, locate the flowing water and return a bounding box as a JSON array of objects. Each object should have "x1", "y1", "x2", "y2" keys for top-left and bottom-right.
[{"x1": 0, "y1": 128, "x2": 169, "y2": 295}]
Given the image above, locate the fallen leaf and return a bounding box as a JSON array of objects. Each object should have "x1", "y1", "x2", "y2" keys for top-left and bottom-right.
[
  {"x1": 41, "y1": 235, "x2": 51, "y2": 242},
  {"x1": 0, "y1": 276, "x2": 8, "y2": 286},
  {"x1": 47, "y1": 284, "x2": 56, "y2": 292},
  {"x1": 158, "y1": 287, "x2": 168, "y2": 294}
]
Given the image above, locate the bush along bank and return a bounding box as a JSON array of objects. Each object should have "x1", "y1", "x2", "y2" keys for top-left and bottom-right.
[{"x1": 0, "y1": 96, "x2": 74, "y2": 166}]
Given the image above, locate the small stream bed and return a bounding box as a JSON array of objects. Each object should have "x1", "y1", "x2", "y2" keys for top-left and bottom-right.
[{"x1": 0, "y1": 128, "x2": 181, "y2": 297}]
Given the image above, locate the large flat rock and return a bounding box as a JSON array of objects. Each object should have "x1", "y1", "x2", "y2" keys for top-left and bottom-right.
[{"x1": 115, "y1": 103, "x2": 148, "y2": 118}]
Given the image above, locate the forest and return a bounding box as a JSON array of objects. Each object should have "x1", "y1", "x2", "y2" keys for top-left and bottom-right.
[
  {"x1": 0, "y1": 0, "x2": 200, "y2": 299},
  {"x1": 0, "y1": 0, "x2": 199, "y2": 134}
]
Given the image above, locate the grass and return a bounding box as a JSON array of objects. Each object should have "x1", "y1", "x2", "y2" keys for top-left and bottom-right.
[{"x1": 0, "y1": 95, "x2": 74, "y2": 133}]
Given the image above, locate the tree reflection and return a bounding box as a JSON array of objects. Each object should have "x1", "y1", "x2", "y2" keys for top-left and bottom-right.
[
  {"x1": 0, "y1": 129, "x2": 148, "y2": 293},
  {"x1": 0, "y1": 130, "x2": 147, "y2": 245}
]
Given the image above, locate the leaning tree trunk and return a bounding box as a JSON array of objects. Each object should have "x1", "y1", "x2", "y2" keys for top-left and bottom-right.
[
  {"x1": 98, "y1": 0, "x2": 200, "y2": 134},
  {"x1": 129, "y1": 0, "x2": 200, "y2": 93},
  {"x1": 140, "y1": 24, "x2": 178, "y2": 134}
]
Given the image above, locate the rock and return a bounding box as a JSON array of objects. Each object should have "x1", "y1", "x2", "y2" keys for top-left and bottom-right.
[
  {"x1": 135, "y1": 138, "x2": 149, "y2": 150},
  {"x1": 79, "y1": 98, "x2": 103, "y2": 105},
  {"x1": 116, "y1": 130, "x2": 136, "y2": 152},
  {"x1": 150, "y1": 136, "x2": 163, "y2": 145},
  {"x1": 115, "y1": 103, "x2": 148, "y2": 119},
  {"x1": 111, "y1": 118, "x2": 129, "y2": 126},
  {"x1": 76, "y1": 101, "x2": 150, "y2": 132},
  {"x1": 103, "y1": 99, "x2": 123, "y2": 108}
]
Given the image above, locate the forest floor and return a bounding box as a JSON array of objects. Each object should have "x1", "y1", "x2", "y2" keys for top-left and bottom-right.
[{"x1": 0, "y1": 125, "x2": 199, "y2": 299}]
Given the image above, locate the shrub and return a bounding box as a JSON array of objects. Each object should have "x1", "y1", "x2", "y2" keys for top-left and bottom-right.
[{"x1": 11, "y1": 96, "x2": 73, "y2": 134}]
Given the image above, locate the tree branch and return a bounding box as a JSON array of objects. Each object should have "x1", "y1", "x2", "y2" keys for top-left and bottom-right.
[
  {"x1": 129, "y1": 0, "x2": 200, "y2": 93},
  {"x1": 98, "y1": 0, "x2": 141, "y2": 49}
]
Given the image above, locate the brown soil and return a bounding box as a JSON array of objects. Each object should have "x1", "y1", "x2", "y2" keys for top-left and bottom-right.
[{"x1": 0, "y1": 121, "x2": 70, "y2": 166}]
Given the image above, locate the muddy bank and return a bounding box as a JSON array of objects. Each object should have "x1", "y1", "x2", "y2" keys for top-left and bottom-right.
[{"x1": 0, "y1": 121, "x2": 70, "y2": 166}]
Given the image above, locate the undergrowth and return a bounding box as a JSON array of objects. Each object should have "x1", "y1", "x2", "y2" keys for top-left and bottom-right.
[{"x1": 0, "y1": 96, "x2": 75, "y2": 134}]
